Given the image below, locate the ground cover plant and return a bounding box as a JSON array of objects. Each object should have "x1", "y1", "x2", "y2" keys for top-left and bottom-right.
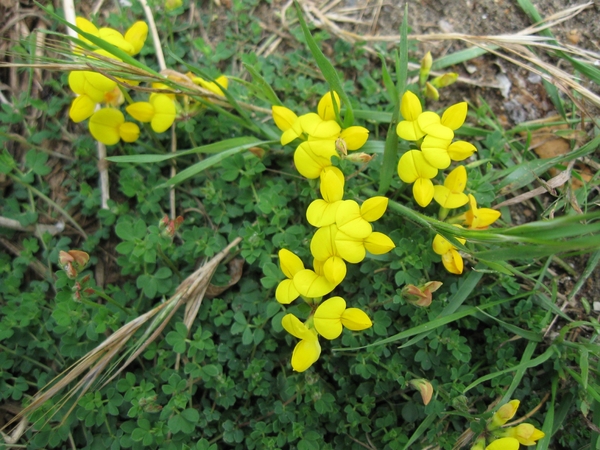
[{"x1": 1, "y1": 0, "x2": 600, "y2": 448}]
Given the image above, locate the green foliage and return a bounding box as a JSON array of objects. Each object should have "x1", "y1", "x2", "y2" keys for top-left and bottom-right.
[{"x1": 1, "y1": 0, "x2": 599, "y2": 449}]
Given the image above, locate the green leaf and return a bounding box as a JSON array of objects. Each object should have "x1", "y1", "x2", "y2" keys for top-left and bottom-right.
[
  {"x1": 25, "y1": 150, "x2": 51, "y2": 176},
  {"x1": 293, "y1": 1, "x2": 354, "y2": 128},
  {"x1": 115, "y1": 222, "x2": 134, "y2": 241}
]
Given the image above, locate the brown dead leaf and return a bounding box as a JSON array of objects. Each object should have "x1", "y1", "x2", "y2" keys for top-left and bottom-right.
[{"x1": 523, "y1": 125, "x2": 593, "y2": 189}]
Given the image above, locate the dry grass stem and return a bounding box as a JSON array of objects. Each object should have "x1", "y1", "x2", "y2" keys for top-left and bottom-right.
[{"x1": 1, "y1": 237, "x2": 242, "y2": 443}]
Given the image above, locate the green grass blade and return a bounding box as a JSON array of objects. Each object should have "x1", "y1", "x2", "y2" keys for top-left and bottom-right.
[
  {"x1": 243, "y1": 63, "x2": 283, "y2": 106},
  {"x1": 402, "y1": 413, "x2": 437, "y2": 450},
  {"x1": 340, "y1": 296, "x2": 513, "y2": 351},
  {"x1": 432, "y1": 46, "x2": 494, "y2": 71},
  {"x1": 293, "y1": 1, "x2": 354, "y2": 128},
  {"x1": 106, "y1": 137, "x2": 271, "y2": 163},
  {"x1": 379, "y1": 54, "x2": 398, "y2": 104},
  {"x1": 536, "y1": 376, "x2": 558, "y2": 450},
  {"x1": 476, "y1": 308, "x2": 542, "y2": 342},
  {"x1": 396, "y1": 6, "x2": 409, "y2": 97},
  {"x1": 464, "y1": 347, "x2": 555, "y2": 393},
  {"x1": 159, "y1": 140, "x2": 270, "y2": 187}
]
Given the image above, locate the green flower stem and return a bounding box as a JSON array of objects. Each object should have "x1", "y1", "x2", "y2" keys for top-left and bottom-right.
[{"x1": 158, "y1": 246, "x2": 181, "y2": 279}]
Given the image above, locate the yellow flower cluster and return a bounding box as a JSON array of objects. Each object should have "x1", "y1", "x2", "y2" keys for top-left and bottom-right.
[
  {"x1": 471, "y1": 399, "x2": 545, "y2": 450},
  {"x1": 272, "y1": 92, "x2": 395, "y2": 372},
  {"x1": 396, "y1": 91, "x2": 501, "y2": 275},
  {"x1": 68, "y1": 17, "x2": 228, "y2": 145}
]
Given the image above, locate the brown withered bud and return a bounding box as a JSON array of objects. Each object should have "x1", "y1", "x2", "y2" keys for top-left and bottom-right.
[
  {"x1": 408, "y1": 378, "x2": 434, "y2": 405},
  {"x1": 345, "y1": 152, "x2": 374, "y2": 164},
  {"x1": 59, "y1": 250, "x2": 90, "y2": 278},
  {"x1": 248, "y1": 147, "x2": 265, "y2": 158},
  {"x1": 401, "y1": 281, "x2": 443, "y2": 307}
]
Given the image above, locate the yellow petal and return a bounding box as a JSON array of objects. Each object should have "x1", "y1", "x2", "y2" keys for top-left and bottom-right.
[
  {"x1": 400, "y1": 90, "x2": 422, "y2": 121},
  {"x1": 364, "y1": 232, "x2": 395, "y2": 255},
  {"x1": 279, "y1": 248, "x2": 304, "y2": 279},
  {"x1": 293, "y1": 269, "x2": 335, "y2": 298},
  {"x1": 98, "y1": 27, "x2": 134, "y2": 54},
  {"x1": 124, "y1": 21, "x2": 148, "y2": 56},
  {"x1": 294, "y1": 141, "x2": 338, "y2": 179},
  {"x1": 317, "y1": 91, "x2": 341, "y2": 121},
  {"x1": 320, "y1": 167, "x2": 344, "y2": 202},
  {"x1": 275, "y1": 279, "x2": 299, "y2": 304},
  {"x1": 396, "y1": 120, "x2": 425, "y2": 141},
  {"x1": 68, "y1": 71, "x2": 86, "y2": 95},
  {"x1": 445, "y1": 165, "x2": 468, "y2": 192},
  {"x1": 485, "y1": 438, "x2": 519, "y2": 450},
  {"x1": 88, "y1": 109, "x2": 124, "y2": 145},
  {"x1": 313, "y1": 296, "x2": 345, "y2": 339},
  {"x1": 334, "y1": 231, "x2": 366, "y2": 264},
  {"x1": 360, "y1": 197, "x2": 388, "y2": 222},
  {"x1": 126, "y1": 102, "x2": 155, "y2": 123},
  {"x1": 442, "y1": 249, "x2": 463, "y2": 274},
  {"x1": 310, "y1": 225, "x2": 339, "y2": 261},
  {"x1": 306, "y1": 199, "x2": 341, "y2": 228},
  {"x1": 397, "y1": 150, "x2": 438, "y2": 183},
  {"x1": 421, "y1": 136, "x2": 452, "y2": 170},
  {"x1": 281, "y1": 314, "x2": 312, "y2": 340},
  {"x1": 290, "y1": 333, "x2": 321, "y2": 372},
  {"x1": 433, "y1": 185, "x2": 469, "y2": 209},
  {"x1": 335, "y1": 200, "x2": 372, "y2": 239},
  {"x1": 84, "y1": 72, "x2": 118, "y2": 102},
  {"x1": 272, "y1": 105, "x2": 298, "y2": 132},
  {"x1": 119, "y1": 122, "x2": 140, "y2": 142},
  {"x1": 339, "y1": 126, "x2": 369, "y2": 151},
  {"x1": 448, "y1": 140, "x2": 476, "y2": 161},
  {"x1": 492, "y1": 400, "x2": 521, "y2": 427},
  {"x1": 441, "y1": 102, "x2": 467, "y2": 130},
  {"x1": 412, "y1": 178, "x2": 435, "y2": 207},
  {"x1": 432, "y1": 234, "x2": 454, "y2": 256},
  {"x1": 416, "y1": 111, "x2": 441, "y2": 134},
  {"x1": 341, "y1": 308, "x2": 372, "y2": 331},
  {"x1": 299, "y1": 113, "x2": 341, "y2": 139},
  {"x1": 322, "y1": 256, "x2": 346, "y2": 285},
  {"x1": 149, "y1": 94, "x2": 176, "y2": 133},
  {"x1": 69, "y1": 95, "x2": 96, "y2": 123}
]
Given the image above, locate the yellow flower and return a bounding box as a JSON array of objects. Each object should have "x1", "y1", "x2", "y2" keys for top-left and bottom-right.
[
  {"x1": 281, "y1": 314, "x2": 321, "y2": 372},
  {"x1": 397, "y1": 150, "x2": 438, "y2": 207},
  {"x1": 490, "y1": 400, "x2": 521, "y2": 428},
  {"x1": 433, "y1": 165, "x2": 469, "y2": 209},
  {"x1": 126, "y1": 94, "x2": 177, "y2": 133},
  {"x1": 275, "y1": 249, "x2": 304, "y2": 304},
  {"x1": 502, "y1": 423, "x2": 545, "y2": 446},
  {"x1": 293, "y1": 140, "x2": 338, "y2": 179},
  {"x1": 272, "y1": 105, "x2": 302, "y2": 145},
  {"x1": 88, "y1": 108, "x2": 139, "y2": 145},
  {"x1": 300, "y1": 113, "x2": 341, "y2": 140},
  {"x1": 396, "y1": 91, "x2": 425, "y2": 141},
  {"x1": 309, "y1": 225, "x2": 346, "y2": 286},
  {"x1": 463, "y1": 194, "x2": 501, "y2": 229},
  {"x1": 432, "y1": 233, "x2": 466, "y2": 275},
  {"x1": 335, "y1": 200, "x2": 372, "y2": 239},
  {"x1": 306, "y1": 167, "x2": 345, "y2": 228},
  {"x1": 313, "y1": 296, "x2": 372, "y2": 340}
]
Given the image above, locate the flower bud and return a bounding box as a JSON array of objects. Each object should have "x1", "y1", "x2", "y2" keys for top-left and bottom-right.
[
  {"x1": 419, "y1": 51, "x2": 433, "y2": 85},
  {"x1": 490, "y1": 400, "x2": 520, "y2": 429},
  {"x1": 425, "y1": 82, "x2": 440, "y2": 101},
  {"x1": 345, "y1": 152, "x2": 374, "y2": 164},
  {"x1": 401, "y1": 281, "x2": 443, "y2": 307},
  {"x1": 408, "y1": 378, "x2": 434, "y2": 405},
  {"x1": 430, "y1": 72, "x2": 459, "y2": 88}
]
